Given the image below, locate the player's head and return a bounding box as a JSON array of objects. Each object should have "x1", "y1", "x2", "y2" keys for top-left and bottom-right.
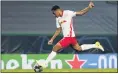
[{"x1": 51, "y1": 5, "x2": 63, "y2": 17}]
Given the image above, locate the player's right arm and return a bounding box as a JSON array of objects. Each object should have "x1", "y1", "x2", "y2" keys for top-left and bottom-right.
[{"x1": 48, "y1": 27, "x2": 61, "y2": 45}]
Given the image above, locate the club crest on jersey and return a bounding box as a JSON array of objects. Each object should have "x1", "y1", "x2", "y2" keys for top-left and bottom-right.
[{"x1": 59, "y1": 20, "x2": 67, "y2": 25}]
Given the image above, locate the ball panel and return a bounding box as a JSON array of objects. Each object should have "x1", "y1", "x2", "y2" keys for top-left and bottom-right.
[{"x1": 34, "y1": 64, "x2": 43, "y2": 72}]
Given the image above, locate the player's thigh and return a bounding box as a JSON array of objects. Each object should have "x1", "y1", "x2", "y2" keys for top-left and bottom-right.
[
  {"x1": 52, "y1": 43, "x2": 62, "y2": 52},
  {"x1": 72, "y1": 43, "x2": 82, "y2": 51}
]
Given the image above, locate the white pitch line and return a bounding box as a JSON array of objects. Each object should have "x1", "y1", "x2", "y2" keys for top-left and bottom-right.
[{"x1": 88, "y1": 63, "x2": 97, "y2": 66}]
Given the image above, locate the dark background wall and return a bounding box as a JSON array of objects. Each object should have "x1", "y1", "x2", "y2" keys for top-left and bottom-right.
[{"x1": 1, "y1": 35, "x2": 117, "y2": 54}]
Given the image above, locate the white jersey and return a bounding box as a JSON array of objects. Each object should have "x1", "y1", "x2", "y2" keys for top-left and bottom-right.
[{"x1": 56, "y1": 10, "x2": 76, "y2": 37}]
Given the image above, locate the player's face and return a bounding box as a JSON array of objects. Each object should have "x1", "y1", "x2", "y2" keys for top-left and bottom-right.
[{"x1": 52, "y1": 9, "x2": 61, "y2": 17}]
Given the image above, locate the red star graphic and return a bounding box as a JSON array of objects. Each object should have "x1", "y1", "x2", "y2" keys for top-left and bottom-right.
[{"x1": 65, "y1": 54, "x2": 86, "y2": 69}]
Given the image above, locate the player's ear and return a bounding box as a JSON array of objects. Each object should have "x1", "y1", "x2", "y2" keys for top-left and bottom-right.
[
  {"x1": 52, "y1": 10, "x2": 55, "y2": 15},
  {"x1": 52, "y1": 12, "x2": 54, "y2": 15}
]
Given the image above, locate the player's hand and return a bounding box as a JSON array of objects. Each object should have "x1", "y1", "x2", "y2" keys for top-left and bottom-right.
[
  {"x1": 48, "y1": 39, "x2": 53, "y2": 45},
  {"x1": 89, "y1": 1, "x2": 94, "y2": 8}
]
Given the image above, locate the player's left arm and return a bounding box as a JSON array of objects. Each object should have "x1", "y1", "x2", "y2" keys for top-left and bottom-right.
[{"x1": 76, "y1": 1, "x2": 94, "y2": 16}]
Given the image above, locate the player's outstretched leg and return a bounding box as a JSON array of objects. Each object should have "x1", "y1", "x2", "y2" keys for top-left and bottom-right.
[
  {"x1": 73, "y1": 41, "x2": 104, "y2": 51},
  {"x1": 36, "y1": 43, "x2": 62, "y2": 68}
]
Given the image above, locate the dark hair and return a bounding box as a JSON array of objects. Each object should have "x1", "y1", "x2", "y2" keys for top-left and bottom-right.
[{"x1": 51, "y1": 5, "x2": 60, "y2": 11}]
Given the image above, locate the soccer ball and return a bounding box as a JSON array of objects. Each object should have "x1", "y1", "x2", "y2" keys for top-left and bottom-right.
[{"x1": 33, "y1": 64, "x2": 43, "y2": 72}]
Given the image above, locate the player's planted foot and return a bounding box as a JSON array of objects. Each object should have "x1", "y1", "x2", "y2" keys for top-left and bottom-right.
[
  {"x1": 95, "y1": 41, "x2": 104, "y2": 51},
  {"x1": 36, "y1": 60, "x2": 47, "y2": 68}
]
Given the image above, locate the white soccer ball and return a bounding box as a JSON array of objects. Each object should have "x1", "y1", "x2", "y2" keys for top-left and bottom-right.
[{"x1": 33, "y1": 64, "x2": 43, "y2": 72}]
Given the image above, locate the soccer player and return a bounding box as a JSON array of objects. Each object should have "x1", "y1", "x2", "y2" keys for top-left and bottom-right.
[{"x1": 37, "y1": 1, "x2": 104, "y2": 68}]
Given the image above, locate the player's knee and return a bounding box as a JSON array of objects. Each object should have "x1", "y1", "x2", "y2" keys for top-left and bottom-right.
[
  {"x1": 52, "y1": 44, "x2": 62, "y2": 52},
  {"x1": 52, "y1": 46, "x2": 58, "y2": 52}
]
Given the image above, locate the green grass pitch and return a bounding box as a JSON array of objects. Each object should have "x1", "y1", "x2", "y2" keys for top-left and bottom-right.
[{"x1": 1, "y1": 69, "x2": 117, "y2": 73}]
